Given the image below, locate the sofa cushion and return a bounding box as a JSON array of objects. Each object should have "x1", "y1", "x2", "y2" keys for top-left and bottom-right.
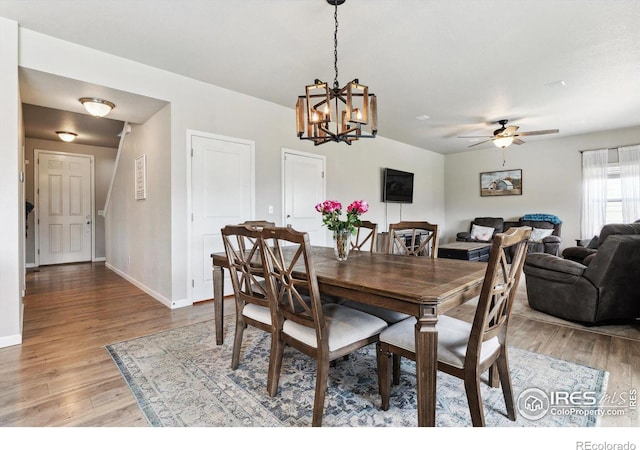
[
  {"x1": 530, "y1": 227, "x2": 553, "y2": 243},
  {"x1": 470, "y1": 224, "x2": 494, "y2": 241},
  {"x1": 473, "y1": 217, "x2": 504, "y2": 232}
]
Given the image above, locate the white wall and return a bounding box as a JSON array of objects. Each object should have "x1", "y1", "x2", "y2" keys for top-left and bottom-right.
[
  {"x1": 24, "y1": 138, "x2": 117, "y2": 264},
  {"x1": 13, "y1": 27, "x2": 445, "y2": 314},
  {"x1": 319, "y1": 135, "x2": 445, "y2": 232},
  {"x1": 444, "y1": 125, "x2": 640, "y2": 248},
  {"x1": 105, "y1": 105, "x2": 172, "y2": 304},
  {"x1": 0, "y1": 17, "x2": 22, "y2": 347}
]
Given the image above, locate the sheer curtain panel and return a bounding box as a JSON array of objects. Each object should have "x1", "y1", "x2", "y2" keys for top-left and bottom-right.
[
  {"x1": 618, "y1": 145, "x2": 640, "y2": 223},
  {"x1": 581, "y1": 149, "x2": 609, "y2": 238}
]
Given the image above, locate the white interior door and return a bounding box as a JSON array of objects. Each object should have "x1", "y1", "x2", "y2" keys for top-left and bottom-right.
[
  {"x1": 282, "y1": 149, "x2": 326, "y2": 246},
  {"x1": 36, "y1": 151, "x2": 93, "y2": 265},
  {"x1": 191, "y1": 133, "x2": 254, "y2": 302}
]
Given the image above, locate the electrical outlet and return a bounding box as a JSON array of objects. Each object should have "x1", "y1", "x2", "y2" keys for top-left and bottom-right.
[{"x1": 268, "y1": 205, "x2": 274, "y2": 214}]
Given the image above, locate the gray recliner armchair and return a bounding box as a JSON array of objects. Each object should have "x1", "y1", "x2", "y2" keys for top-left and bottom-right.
[
  {"x1": 562, "y1": 221, "x2": 640, "y2": 265},
  {"x1": 523, "y1": 235, "x2": 640, "y2": 325}
]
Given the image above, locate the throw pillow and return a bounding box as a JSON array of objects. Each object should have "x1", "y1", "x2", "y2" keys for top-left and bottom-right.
[
  {"x1": 530, "y1": 227, "x2": 554, "y2": 243},
  {"x1": 470, "y1": 224, "x2": 495, "y2": 241},
  {"x1": 586, "y1": 235, "x2": 599, "y2": 249}
]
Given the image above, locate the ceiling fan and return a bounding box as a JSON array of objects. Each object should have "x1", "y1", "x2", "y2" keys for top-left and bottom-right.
[{"x1": 458, "y1": 119, "x2": 559, "y2": 148}]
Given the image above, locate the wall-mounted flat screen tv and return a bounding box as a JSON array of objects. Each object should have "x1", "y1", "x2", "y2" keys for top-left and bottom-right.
[{"x1": 382, "y1": 168, "x2": 414, "y2": 203}]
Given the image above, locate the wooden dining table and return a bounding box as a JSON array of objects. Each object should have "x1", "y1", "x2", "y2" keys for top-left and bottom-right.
[{"x1": 211, "y1": 246, "x2": 487, "y2": 427}]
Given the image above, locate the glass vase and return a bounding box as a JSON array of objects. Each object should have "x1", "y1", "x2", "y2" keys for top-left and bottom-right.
[{"x1": 333, "y1": 229, "x2": 351, "y2": 261}]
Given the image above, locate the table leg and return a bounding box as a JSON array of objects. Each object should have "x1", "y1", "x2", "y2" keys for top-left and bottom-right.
[
  {"x1": 213, "y1": 264, "x2": 224, "y2": 345},
  {"x1": 415, "y1": 305, "x2": 438, "y2": 427}
]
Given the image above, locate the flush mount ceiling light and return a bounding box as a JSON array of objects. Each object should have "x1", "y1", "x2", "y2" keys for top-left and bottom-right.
[
  {"x1": 79, "y1": 97, "x2": 115, "y2": 118},
  {"x1": 295, "y1": 0, "x2": 377, "y2": 145},
  {"x1": 56, "y1": 131, "x2": 78, "y2": 142}
]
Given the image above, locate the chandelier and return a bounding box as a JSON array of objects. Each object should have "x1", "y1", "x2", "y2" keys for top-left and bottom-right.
[{"x1": 296, "y1": 0, "x2": 377, "y2": 145}]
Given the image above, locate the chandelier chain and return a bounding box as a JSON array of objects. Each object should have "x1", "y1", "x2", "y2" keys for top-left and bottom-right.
[{"x1": 333, "y1": 1, "x2": 339, "y2": 89}]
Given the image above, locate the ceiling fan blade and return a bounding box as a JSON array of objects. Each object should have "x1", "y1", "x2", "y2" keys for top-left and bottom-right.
[
  {"x1": 467, "y1": 139, "x2": 492, "y2": 148},
  {"x1": 513, "y1": 138, "x2": 525, "y2": 145},
  {"x1": 516, "y1": 129, "x2": 559, "y2": 136},
  {"x1": 458, "y1": 135, "x2": 493, "y2": 139},
  {"x1": 502, "y1": 125, "x2": 519, "y2": 136}
]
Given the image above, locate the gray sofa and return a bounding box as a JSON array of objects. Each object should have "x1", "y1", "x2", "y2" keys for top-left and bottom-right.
[
  {"x1": 457, "y1": 216, "x2": 562, "y2": 256},
  {"x1": 562, "y1": 222, "x2": 640, "y2": 265},
  {"x1": 523, "y1": 235, "x2": 640, "y2": 325},
  {"x1": 456, "y1": 217, "x2": 505, "y2": 242}
]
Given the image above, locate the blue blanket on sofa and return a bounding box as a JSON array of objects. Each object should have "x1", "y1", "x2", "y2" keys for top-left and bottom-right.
[{"x1": 522, "y1": 213, "x2": 562, "y2": 224}]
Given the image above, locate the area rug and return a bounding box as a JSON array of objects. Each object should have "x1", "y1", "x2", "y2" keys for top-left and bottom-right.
[{"x1": 106, "y1": 320, "x2": 608, "y2": 427}]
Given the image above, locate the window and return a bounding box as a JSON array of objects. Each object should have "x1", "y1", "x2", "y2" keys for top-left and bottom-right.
[{"x1": 605, "y1": 163, "x2": 623, "y2": 224}]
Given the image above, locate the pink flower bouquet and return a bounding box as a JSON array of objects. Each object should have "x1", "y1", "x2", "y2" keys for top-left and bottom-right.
[{"x1": 315, "y1": 199, "x2": 369, "y2": 234}]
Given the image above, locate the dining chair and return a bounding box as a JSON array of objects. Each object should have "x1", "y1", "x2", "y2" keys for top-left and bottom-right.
[
  {"x1": 350, "y1": 220, "x2": 378, "y2": 252},
  {"x1": 387, "y1": 220, "x2": 439, "y2": 257},
  {"x1": 259, "y1": 226, "x2": 388, "y2": 427},
  {"x1": 221, "y1": 224, "x2": 273, "y2": 371},
  {"x1": 236, "y1": 220, "x2": 275, "y2": 250},
  {"x1": 376, "y1": 226, "x2": 532, "y2": 426}
]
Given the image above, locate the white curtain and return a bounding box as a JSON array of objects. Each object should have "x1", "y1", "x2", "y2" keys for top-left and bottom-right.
[
  {"x1": 618, "y1": 144, "x2": 640, "y2": 223},
  {"x1": 581, "y1": 149, "x2": 609, "y2": 238}
]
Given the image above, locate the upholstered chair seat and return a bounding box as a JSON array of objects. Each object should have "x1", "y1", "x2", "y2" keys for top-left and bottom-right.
[
  {"x1": 379, "y1": 316, "x2": 501, "y2": 369},
  {"x1": 283, "y1": 303, "x2": 387, "y2": 351}
]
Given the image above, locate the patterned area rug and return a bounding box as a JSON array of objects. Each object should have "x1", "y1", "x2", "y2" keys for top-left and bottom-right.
[{"x1": 106, "y1": 320, "x2": 608, "y2": 427}]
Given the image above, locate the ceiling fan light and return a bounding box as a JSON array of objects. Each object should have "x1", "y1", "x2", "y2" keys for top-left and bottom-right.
[
  {"x1": 56, "y1": 131, "x2": 77, "y2": 142},
  {"x1": 79, "y1": 97, "x2": 115, "y2": 118},
  {"x1": 493, "y1": 136, "x2": 514, "y2": 149}
]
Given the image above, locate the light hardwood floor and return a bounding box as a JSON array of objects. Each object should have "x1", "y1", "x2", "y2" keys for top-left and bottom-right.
[{"x1": 0, "y1": 262, "x2": 638, "y2": 427}]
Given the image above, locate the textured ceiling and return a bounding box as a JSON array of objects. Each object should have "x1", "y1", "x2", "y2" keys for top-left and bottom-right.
[{"x1": 3, "y1": 0, "x2": 640, "y2": 153}]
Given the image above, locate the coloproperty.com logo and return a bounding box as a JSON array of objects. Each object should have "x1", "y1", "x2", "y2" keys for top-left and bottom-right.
[{"x1": 517, "y1": 387, "x2": 637, "y2": 421}]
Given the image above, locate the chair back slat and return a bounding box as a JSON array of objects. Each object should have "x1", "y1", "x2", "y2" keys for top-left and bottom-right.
[
  {"x1": 260, "y1": 227, "x2": 326, "y2": 340},
  {"x1": 221, "y1": 224, "x2": 270, "y2": 309},
  {"x1": 351, "y1": 220, "x2": 378, "y2": 252},
  {"x1": 468, "y1": 227, "x2": 531, "y2": 359},
  {"x1": 236, "y1": 220, "x2": 276, "y2": 251},
  {"x1": 387, "y1": 221, "x2": 439, "y2": 257}
]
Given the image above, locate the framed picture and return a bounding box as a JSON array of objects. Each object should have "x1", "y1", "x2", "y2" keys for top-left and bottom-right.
[
  {"x1": 480, "y1": 169, "x2": 522, "y2": 197},
  {"x1": 135, "y1": 154, "x2": 147, "y2": 200}
]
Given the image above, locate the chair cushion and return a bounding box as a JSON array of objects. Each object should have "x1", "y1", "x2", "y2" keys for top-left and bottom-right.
[
  {"x1": 283, "y1": 303, "x2": 387, "y2": 352},
  {"x1": 379, "y1": 315, "x2": 500, "y2": 369},
  {"x1": 339, "y1": 300, "x2": 410, "y2": 324},
  {"x1": 243, "y1": 303, "x2": 271, "y2": 325}
]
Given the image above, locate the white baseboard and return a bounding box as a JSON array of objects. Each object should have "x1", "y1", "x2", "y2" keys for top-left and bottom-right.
[
  {"x1": 0, "y1": 334, "x2": 22, "y2": 349},
  {"x1": 26, "y1": 263, "x2": 37, "y2": 269},
  {"x1": 105, "y1": 262, "x2": 190, "y2": 309},
  {"x1": 92, "y1": 257, "x2": 106, "y2": 262}
]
